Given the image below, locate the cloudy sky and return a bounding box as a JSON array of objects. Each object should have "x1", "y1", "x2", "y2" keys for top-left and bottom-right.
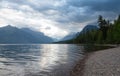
[{"x1": 0, "y1": 0, "x2": 120, "y2": 39}]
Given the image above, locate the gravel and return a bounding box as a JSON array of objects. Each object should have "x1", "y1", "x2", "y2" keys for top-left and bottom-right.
[
  {"x1": 83, "y1": 47, "x2": 120, "y2": 76},
  {"x1": 71, "y1": 47, "x2": 120, "y2": 76}
]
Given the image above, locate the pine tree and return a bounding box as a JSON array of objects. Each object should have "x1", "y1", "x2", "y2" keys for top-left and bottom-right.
[{"x1": 98, "y1": 15, "x2": 109, "y2": 40}]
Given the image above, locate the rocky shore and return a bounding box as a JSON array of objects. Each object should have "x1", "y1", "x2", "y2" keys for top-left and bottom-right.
[{"x1": 71, "y1": 46, "x2": 120, "y2": 76}]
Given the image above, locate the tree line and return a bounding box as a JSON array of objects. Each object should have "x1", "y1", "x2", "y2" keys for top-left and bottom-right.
[{"x1": 68, "y1": 15, "x2": 120, "y2": 44}]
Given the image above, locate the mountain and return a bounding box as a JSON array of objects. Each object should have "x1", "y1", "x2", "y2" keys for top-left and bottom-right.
[
  {"x1": 60, "y1": 25, "x2": 98, "y2": 41},
  {"x1": 56, "y1": 25, "x2": 99, "y2": 43},
  {"x1": 61, "y1": 32, "x2": 77, "y2": 41},
  {"x1": 21, "y1": 28, "x2": 53, "y2": 43},
  {"x1": 0, "y1": 25, "x2": 53, "y2": 44},
  {"x1": 80, "y1": 25, "x2": 98, "y2": 34}
]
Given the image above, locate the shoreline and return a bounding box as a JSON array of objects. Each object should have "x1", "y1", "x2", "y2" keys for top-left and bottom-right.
[
  {"x1": 70, "y1": 53, "x2": 92, "y2": 76},
  {"x1": 71, "y1": 46, "x2": 120, "y2": 76}
]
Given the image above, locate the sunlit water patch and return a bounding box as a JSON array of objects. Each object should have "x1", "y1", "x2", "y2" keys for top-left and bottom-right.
[{"x1": 0, "y1": 44, "x2": 85, "y2": 76}]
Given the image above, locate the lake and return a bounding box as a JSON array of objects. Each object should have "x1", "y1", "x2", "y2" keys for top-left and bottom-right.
[{"x1": 0, "y1": 44, "x2": 85, "y2": 76}]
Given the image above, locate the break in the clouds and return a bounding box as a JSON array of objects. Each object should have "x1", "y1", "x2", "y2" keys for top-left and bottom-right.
[{"x1": 0, "y1": 0, "x2": 120, "y2": 39}]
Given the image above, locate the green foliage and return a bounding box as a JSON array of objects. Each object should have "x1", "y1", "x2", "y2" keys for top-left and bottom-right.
[{"x1": 68, "y1": 15, "x2": 120, "y2": 44}]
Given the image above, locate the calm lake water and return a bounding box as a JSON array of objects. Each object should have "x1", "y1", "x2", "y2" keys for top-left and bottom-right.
[{"x1": 0, "y1": 44, "x2": 85, "y2": 76}]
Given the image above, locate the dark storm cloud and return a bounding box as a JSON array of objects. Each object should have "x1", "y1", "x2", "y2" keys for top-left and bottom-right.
[
  {"x1": 55, "y1": 0, "x2": 120, "y2": 24},
  {"x1": 0, "y1": 0, "x2": 55, "y2": 13},
  {"x1": 1, "y1": 0, "x2": 120, "y2": 16},
  {"x1": 67, "y1": 0, "x2": 120, "y2": 12},
  {"x1": 1, "y1": 0, "x2": 119, "y2": 22}
]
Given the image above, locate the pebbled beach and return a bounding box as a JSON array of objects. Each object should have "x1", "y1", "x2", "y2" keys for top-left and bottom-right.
[{"x1": 71, "y1": 46, "x2": 120, "y2": 76}]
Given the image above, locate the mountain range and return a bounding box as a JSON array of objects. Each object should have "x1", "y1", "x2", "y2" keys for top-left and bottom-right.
[
  {"x1": 60, "y1": 25, "x2": 98, "y2": 41},
  {"x1": 0, "y1": 25, "x2": 53, "y2": 44}
]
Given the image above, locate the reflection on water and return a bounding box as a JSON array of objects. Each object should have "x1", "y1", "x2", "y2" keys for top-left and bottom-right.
[{"x1": 0, "y1": 44, "x2": 84, "y2": 76}]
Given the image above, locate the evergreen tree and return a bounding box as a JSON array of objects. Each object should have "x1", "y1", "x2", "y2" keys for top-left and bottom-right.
[{"x1": 98, "y1": 15, "x2": 109, "y2": 40}]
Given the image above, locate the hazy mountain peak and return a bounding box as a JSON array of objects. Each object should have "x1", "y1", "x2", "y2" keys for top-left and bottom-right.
[
  {"x1": 6, "y1": 25, "x2": 12, "y2": 27},
  {"x1": 5, "y1": 25, "x2": 14, "y2": 28},
  {"x1": 81, "y1": 25, "x2": 98, "y2": 33},
  {"x1": 0, "y1": 25, "x2": 53, "y2": 44},
  {"x1": 2, "y1": 25, "x2": 17, "y2": 29}
]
